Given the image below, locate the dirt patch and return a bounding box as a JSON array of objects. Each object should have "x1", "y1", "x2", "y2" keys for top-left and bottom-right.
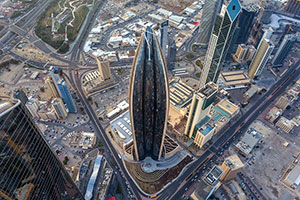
[{"x1": 157, "y1": 0, "x2": 195, "y2": 13}]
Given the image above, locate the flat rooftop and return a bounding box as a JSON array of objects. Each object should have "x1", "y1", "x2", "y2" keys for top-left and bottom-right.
[
  {"x1": 169, "y1": 78, "x2": 194, "y2": 108},
  {"x1": 0, "y1": 101, "x2": 13, "y2": 114},
  {"x1": 235, "y1": 128, "x2": 262, "y2": 156},
  {"x1": 215, "y1": 99, "x2": 239, "y2": 118},
  {"x1": 224, "y1": 154, "x2": 244, "y2": 170},
  {"x1": 221, "y1": 71, "x2": 250, "y2": 86},
  {"x1": 111, "y1": 111, "x2": 132, "y2": 144},
  {"x1": 199, "y1": 82, "x2": 218, "y2": 97}
]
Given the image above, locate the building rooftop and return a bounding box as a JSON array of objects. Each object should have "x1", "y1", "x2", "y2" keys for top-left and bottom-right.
[
  {"x1": 224, "y1": 154, "x2": 244, "y2": 170},
  {"x1": 285, "y1": 164, "x2": 300, "y2": 186},
  {"x1": 111, "y1": 111, "x2": 133, "y2": 144},
  {"x1": 199, "y1": 82, "x2": 218, "y2": 97},
  {"x1": 169, "y1": 78, "x2": 194, "y2": 108},
  {"x1": 215, "y1": 99, "x2": 239, "y2": 118},
  {"x1": 0, "y1": 101, "x2": 13, "y2": 114},
  {"x1": 235, "y1": 128, "x2": 262, "y2": 156},
  {"x1": 220, "y1": 71, "x2": 250, "y2": 86}
]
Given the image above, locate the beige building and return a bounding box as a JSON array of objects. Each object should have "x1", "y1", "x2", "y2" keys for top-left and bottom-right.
[
  {"x1": 265, "y1": 106, "x2": 283, "y2": 123},
  {"x1": 96, "y1": 57, "x2": 112, "y2": 81},
  {"x1": 232, "y1": 44, "x2": 256, "y2": 63},
  {"x1": 275, "y1": 95, "x2": 291, "y2": 110},
  {"x1": 25, "y1": 98, "x2": 39, "y2": 118},
  {"x1": 168, "y1": 78, "x2": 194, "y2": 128},
  {"x1": 52, "y1": 98, "x2": 68, "y2": 119},
  {"x1": 45, "y1": 75, "x2": 59, "y2": 97},
  {"x1": 220, "y1": 71, "x2": 250, "y2": 86},
  {"x1": 248, "y1": 38, "x2": 274, "y2": 79},
  {"x1": 275, "y1": 117, "x2": 295, "y2": 133},
  {"x1": 38, "y1": 105, "x2": 57, "y2": 120},
  {"x1": 193, "y1": 119, "x2": 216, "y2": 148},
  {"x1": 220, "y1": 154, "x2": 244, "y2": 182},
  {"x1": 243, "y1": 85, "x2": 259, "y2": 102},
  {"x1": 185, "y1": 82, "x2": 218, "y2": 138}
]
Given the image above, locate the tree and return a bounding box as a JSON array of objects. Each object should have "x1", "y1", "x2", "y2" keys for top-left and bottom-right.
[
  {"x1": 40, "y1": 87, "x2": 45, "y2": 92},
  {"x1": 116, "y1": 182, "x2": 122, "y2": 194},
  {"x1": 195, "y1": 59, "x2": 203, "y2": 69},
  {"x1": 186, "y1": 53, "x2": 194, "y2": 59},
  {"x1": 63, "y1": 156, "x2": 69, "y2": 165}
]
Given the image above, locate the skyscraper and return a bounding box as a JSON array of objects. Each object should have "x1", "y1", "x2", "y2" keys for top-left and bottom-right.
[
  {"x1": 129, "y1": 27, "x2": 169, "y2": 161},
  {"x1": 199, "y1": 0, "x2": 242, "y2": 88},
  {"x1": 272, "y1": 34, "x2": 297, "y2": 67},
  {"x1": 45, "y1": 75, "x2": 60, "y2": 98},
  {"x1": 0, "y1": 99, "x2": 83, "y2": 199},
  {"x1": 185, "y1": 82, "x2": 218, "y2": 139},
  {"x1": 235, "y1": 6, "x2": 258, "y2": 44},
  {"x1": 95, "y1": 57, "x2": 112, "y2": 81},
  {"x1": 285, "y1": 0, "x2": 300, "y2": 17},
  {"x1": 50, "y1": 69, "x2": 77, "y2": 113},
  {"x1": 52, "y1": 98, "x2": 68, "y2": 119},
  {"x1": 160, "y1": 20, "x2": 169, "y2": 60},
  {"x1": 248, "y1": 38, "x2": 274, "y2": 79}
]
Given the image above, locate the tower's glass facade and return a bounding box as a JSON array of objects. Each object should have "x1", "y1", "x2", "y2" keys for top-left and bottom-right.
[
  {"x1": 0, "y1": 100, "x2": 83, "y2": 200},
  {"x1": 129, "y1": 27, "x2": 169, "y2": 161},
  {"x1": 199, "y1": 0, "x2": 241, "y2": 88}
]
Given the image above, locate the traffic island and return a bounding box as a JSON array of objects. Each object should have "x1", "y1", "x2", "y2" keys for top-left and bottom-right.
[{"x1": 124, "y1": 155, "x2": 193, "y2": 194}]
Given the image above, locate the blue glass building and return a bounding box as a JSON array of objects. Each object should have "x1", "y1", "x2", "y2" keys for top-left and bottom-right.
[
  {"x1": 51, "y1": 69, "x2": 77, "y2": 113},
  {"x1": 129, "y1": 27, "x2": 169, "y2": 161}
]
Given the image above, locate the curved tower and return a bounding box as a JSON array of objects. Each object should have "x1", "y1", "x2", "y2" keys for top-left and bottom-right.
[{"x1": 129, "y1": 27, "x2": 169, "y2": 161}]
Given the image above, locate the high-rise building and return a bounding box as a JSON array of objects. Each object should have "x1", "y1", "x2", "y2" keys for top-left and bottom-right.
[
  {"x1": 185, "y1": 82, "x2": 218, "y2": 139},
  {"x1": 220, "y1": 154, "x2": 244, "y2": 181},
  {"x1": 199, "y1": 0, "x2": 242, "y2": 88},
  {"x1": 160, "y1": 20, "x2": 169, "y2": 60},
  {"x1": 248, "y1": 38, "x2": 274, "y2": 79},
  {"x1": 13, "y1": 90, "x2": 28, "y2": 104},
  {"x1": 51, "y1": 69, "x2": 77, "y2": 113},
  {"x1": 129, "y1": 27, "x2": 169, "y2": 161},
  {"x1": 167, "y1": 38, "x2": 176, "y2": 71},
  {"x1": 236, "y1": 6, "x2": 258, "y2": 44},
  {"x1": 45, "y1": 75, "x2": 60, "y2": 98},
  {"x1": 95, "y1": 58, "x2": 112, "y2": 81},
  {"x1": 196, "y1": 0, "x2": 222, "y2": 47},
  {"x1": 25, "y1": 98, "x2": 39, "y2": 118},
  {"x1": 52, "y1": 98, "x2": 68, "y2": 119},
  {"x1": 284, "y1": 0, "x2": 300, "y2": 17},
  {"x1": 233, "y1": 44, "x2": 256, "y2": 62},
  {"x1": 0, "y1": 100, "x2": 83, "y2": 199},
  {"x1": 272, "y1": 34, "x2": 297, "y2": 67}
]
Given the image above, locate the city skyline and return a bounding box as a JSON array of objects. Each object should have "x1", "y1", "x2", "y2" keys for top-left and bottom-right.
[{"x1": 0, "y1": 0, "x2": 300, "y2": 199}]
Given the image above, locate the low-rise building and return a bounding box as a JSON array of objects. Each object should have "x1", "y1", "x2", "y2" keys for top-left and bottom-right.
[
  {"x1": 276, "y1": 117, "x2": 295, "y2": 133},
  {"x1": 235, "y1": 128, "x2": 262, "y2": 156},
  {"x1": 70, "y1": 131, "x2": 97, "y2": 149},
  {"x1": 168, "y1": 78, "x2": 194, "y2": 128},
  {"x1": 243, "y1": 85, "x2": 260, "y2": 102},
  {"x1": 265, "y1": 106, "x2": 283, "y2": 123},
  {"x1": 220, "y1": 71, "x2": 250, "y2": 87}
]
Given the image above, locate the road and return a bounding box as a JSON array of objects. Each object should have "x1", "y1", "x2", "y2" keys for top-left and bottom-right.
[{"x1": 165, "y1": 59, "x2": 300, "y2": 200}]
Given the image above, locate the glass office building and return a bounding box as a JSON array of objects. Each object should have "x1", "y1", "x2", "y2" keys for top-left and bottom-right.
[
  {"x1": 0, "y1": 100, "x2": 83, "y2": 200},
  {"x1": 199, "y1": 0, "x2": 241, "y2": 88},
  {"x1": 129, "y1": 27, "x2": 169, "y2": 161}
]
